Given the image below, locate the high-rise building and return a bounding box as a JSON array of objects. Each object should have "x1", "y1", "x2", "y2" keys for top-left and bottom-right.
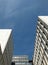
[
  {"x1": 0, "y1": 29, "x2": 13, "y2": 65},
  {"x1": 12, "y1": 55, "x2": 30, "y2": 65},
  {"x1": 33, "y1": 16, "x2": 48, "y2": 65}
]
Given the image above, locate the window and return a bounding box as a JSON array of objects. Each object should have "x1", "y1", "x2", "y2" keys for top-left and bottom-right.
[{"x1": 11, "y1": 62, "x2": 15, "y2": 65}]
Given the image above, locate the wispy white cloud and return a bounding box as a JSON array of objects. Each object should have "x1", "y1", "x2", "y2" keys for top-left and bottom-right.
[
  {"x1": 3, "y1": 0, "x2": 41, "y2": 18},
  {"x1": 0, "y1": 0, "x2": 48, "y2": 18}
]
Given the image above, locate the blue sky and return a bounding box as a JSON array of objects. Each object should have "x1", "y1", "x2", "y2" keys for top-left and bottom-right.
[{"x1": 0, "y1": 0, "x2": 48, "y2": 59}]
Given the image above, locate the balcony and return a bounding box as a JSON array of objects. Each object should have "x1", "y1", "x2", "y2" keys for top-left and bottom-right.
[
  {"x1": 37, "y1": 29, "x2": 39, "y2": 33},
  {"x1": 44, "y1": 55, "x2": 48, "y2": 65},
  {"x1": 36, "y1": 33, "x2": 39, "y2": 37},
  {"x1": 42, "y1": 33, "x2": 47, "y2": 41},
  {"x1": 43, "y1": 59, "x2": 46, "y2": 65},
  {"x1": 37, "y1": 25, "x2": 40, "y2": 30},
  {"x1": 39, "y1": 37, "x2": 41, "y2": 42},
  {"x1": 42, "y1": 39, "x2": 46, "y2": 45},
  {"x1": 45, "y1": 51, "x2": 48, "y2": 58},
  {"x1": 41, "y1": 43, "x2": 44, "y2": 50},
  {"x1": 40, "y1": 29, "x2": 43, "y2": 34},
  {"x1": 40, "y1": 47, "x2": 43, "y2": 54},
  {"x1": 44, "y1": 28, "x2": 48, "y2": 36},
  {"x1": 46, "y1": 45, "x2": 48, "y2": 51},
  {"x1": 39, "y1": 33, "x2": 42, "y2": 38},
  {"x1": 40, "y1": 24, "x2": 44, "y2": 30}
]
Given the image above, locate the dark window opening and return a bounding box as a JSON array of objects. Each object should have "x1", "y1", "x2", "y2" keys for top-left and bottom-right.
[{"x1": 11, "y1": 62, "x2": 15, "y2": 65}]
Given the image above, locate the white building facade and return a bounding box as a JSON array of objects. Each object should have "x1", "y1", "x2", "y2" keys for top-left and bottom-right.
[
  {"x1": 12, "y1": 55, "x2": 30, "y2": 65},
  {"x1": 0, "y1": 29, "x2": 13, "y2": 65},
  {"x1": 33, "y1": 16, "x2": 48, "y2": 65}
]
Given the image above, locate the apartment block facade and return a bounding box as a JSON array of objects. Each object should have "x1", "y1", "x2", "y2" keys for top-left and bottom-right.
[
  {"x1": 0, "y1": 29, "x2": 13, "y2": 65},
  {"x1": 33, "y1": 16, "x2": 48, "y2": 65},
  {"x1": 12, "y1": 55, "x2": 30, "y2": 65}
]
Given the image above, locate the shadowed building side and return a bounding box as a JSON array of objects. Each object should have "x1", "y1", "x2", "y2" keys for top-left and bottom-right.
[
  {"x1": 0, "y1": 45, "x2": 5, "y2": 65},
  {"x1": 0, "y1": 29, "x2": 13, "y2": 65}
]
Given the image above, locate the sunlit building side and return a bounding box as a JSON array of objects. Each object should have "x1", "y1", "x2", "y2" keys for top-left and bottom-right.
[
  {"x1": 33, "y1": 16, "x2": 48, "y2": 65},
  {"x1": 12, "y1": 55, "x2": 30, "y2": 65}
]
